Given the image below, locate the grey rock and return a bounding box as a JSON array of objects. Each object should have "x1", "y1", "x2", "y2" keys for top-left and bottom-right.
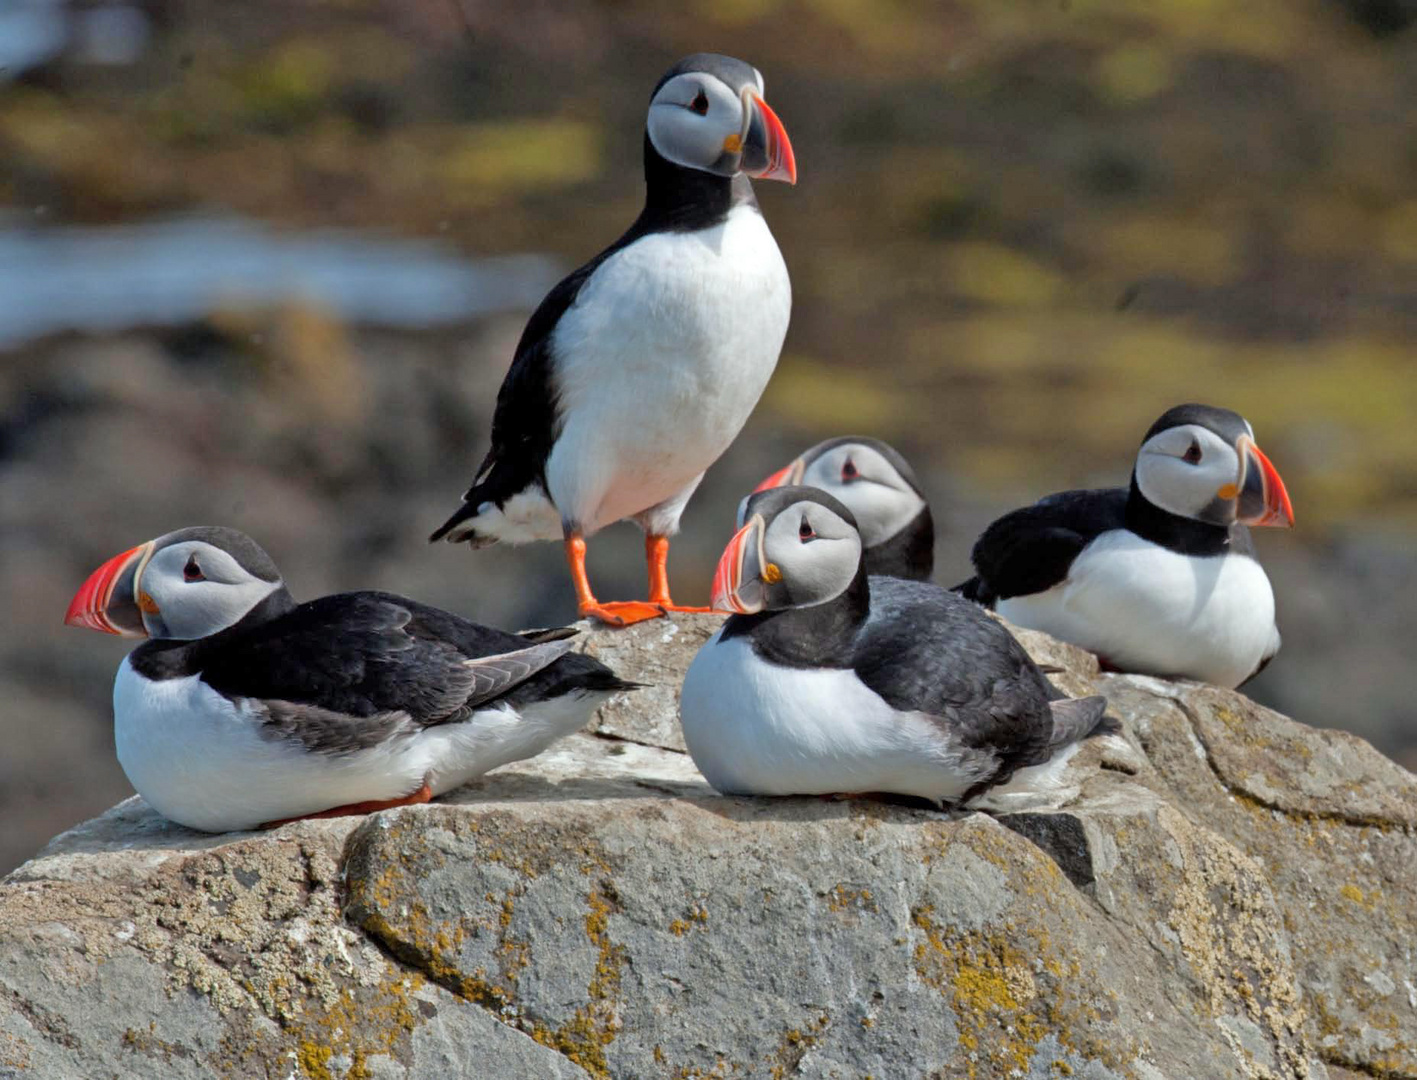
[{"x1": 1, "y1": 613, "x2": 1412, "y2": 1078}]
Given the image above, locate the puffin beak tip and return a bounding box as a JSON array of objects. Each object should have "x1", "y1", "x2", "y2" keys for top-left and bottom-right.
[
  {"x1": 65, "y1": 543, "x2": 152, "y2": 638},
  {"x1": 1237, "y1": 438, "x2": 1295, "y2": 529},
  {"x1": 744, "y1": 91, "x2": 796, "y2": 185},
  {"x1": 710, "y1": 520, "x2": 761, "y2": 614}
]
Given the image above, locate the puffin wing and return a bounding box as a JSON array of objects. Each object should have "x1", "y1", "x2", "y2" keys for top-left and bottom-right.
[
  {"x1": 956, "y1": 488, "x2": 1127, "y2": 603},
  {"x1": 198, "y1": 593, "x2": 576, "y2": 750},
  {"x1": 430, "y1": 218, "x2": 655, "y2": 541},
  {"x1": 852, "y1": 580, "x2": 1055, "y2": 768}
]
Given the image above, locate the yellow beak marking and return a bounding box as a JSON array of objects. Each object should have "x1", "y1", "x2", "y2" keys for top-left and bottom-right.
[
  {"x1": 762, "y1": 563, "x2": 782, "y2": 584},
  {"x1": 722, "y1": 133, "x2": 743, "y2": 154},
  {"x1": 1216, "y1": 483, "x2": 1239, "y2": 500}
]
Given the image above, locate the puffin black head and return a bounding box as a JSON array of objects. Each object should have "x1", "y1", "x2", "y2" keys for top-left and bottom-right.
[
  {"x1": 646, "y1": 53, "x2": 796, "y2": 184},
  {"x1": 1134, "y1": 404, "x2": 1295, "y2": 529},
  {"x1": 741, "y1": 436, "x2": 929, "y2": 550},
  {"x1": 712, "y1": 487, "x2": 862, "y2": 615},
  {"x1": 65, "y1": 526, "x2": 288, "y2": 641}
]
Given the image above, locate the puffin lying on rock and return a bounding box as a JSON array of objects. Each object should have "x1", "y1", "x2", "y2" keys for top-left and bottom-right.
[
  {"x1": 955, "y1": 404, "x2": 1294, "y2": 688},
  {"x1": 680, "y1": 487, "x2": 1108, "y2": 808},
  {"x1": 432, "y1": 52, "x2": 797, "y2": 627},
  {"x1": 65, "y1": 527, "x2": 635, "y2": 832},
  {"x1": 745, "y1": 436, "x2": 934, "y2": 580}
]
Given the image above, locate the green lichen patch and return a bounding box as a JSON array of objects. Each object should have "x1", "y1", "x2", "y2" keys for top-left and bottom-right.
[{"x1": 344, "y1": 808, "x2": 631, "y2": 1078}]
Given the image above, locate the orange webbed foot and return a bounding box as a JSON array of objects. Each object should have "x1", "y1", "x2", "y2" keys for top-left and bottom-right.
[
  {"x1": 260, "y1": 781, "x2": 433, "y2": 829},
  {"x1": 650, "y1": 601, "x2": 715, "y2": 614},
  {"x1": 579, "y1": 600, "x2": 668, "y2": 627}
]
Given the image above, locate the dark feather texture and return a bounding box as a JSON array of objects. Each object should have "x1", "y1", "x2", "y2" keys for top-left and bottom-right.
[
  {"x1": 724, "y1": 572, "x2": 1102, "y2": 793},
  {"x1": 128, "y1": 592, "x2": 635, "y2": 754},
  {"x1": 865, "y1": 505, "x2": 934, "y2": 581},
  {"x1": 956, "y1": 479, "x2": 1257, "y2": 606},
  {"x1": 955, "y1": 489, "x2": 1127, "y2": 604}
]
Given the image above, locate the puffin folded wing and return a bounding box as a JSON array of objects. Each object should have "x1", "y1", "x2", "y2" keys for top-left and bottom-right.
[
  {"x1": 461, "y1": 638, "x2": 575, "y2": 711},
  {"x1": 1046, "y1": 695, "x2": 1109, "y2": 750},
  {"x1": 958, "y1": 489, "x2": 1127, "y2": 603},
  {"x1": 249, "y1": 700, "x2": 422, "y2": 755}
]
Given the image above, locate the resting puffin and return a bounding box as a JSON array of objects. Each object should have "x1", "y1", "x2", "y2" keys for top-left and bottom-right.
[
  {"x1": 431, "y1": 53, "x2": 797, "y2": 627},
  {"x1": 954, "y1": 404, "x2": 1294, "y2": 689},
  {"x1": 679, "y1": 487, "x2": 1108, "y2": 806},
  {"x1": 64, "y1": 526, "x2": 635, "y2": 832},
  {"x1": 743, "y1": 436, "x2": 934, "y2": 580}
]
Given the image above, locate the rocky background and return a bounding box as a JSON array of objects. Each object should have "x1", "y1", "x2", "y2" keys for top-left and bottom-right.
[
  {"x1": 2, "y1": 615, "x2": 1415, "y2": 1079},
  {"x1": 3, "y1": 0, "x2": 1417, "y2": 875}
]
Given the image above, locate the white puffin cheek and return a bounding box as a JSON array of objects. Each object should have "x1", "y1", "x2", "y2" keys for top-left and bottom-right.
[
  {"x1": 646, "y1": 79, "x2": 743, "y2": 174},
  {"x1": 779, "y1": 535, "x2": 863, "y2": 607},
  {"x1": 798, "y1": 456, "x2": 843, "y2": 499},
  {"x1": 1135, "y1": 451, "x2": 1201, "y2": 519},
  {"x1": 1135, "y1": 443, "x2": 1242, "y2": 521}
]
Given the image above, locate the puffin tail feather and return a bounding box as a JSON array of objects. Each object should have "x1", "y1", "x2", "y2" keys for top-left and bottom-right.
[
  {"x1": 429, "y1": 498, "x2": 496, "y2": 546},
  {"x1": 952, "y1": 575, "x2": 993, "y2": 605},
  {"x1": 1047, "y1": 695, "x2": 1109, "y2": 749}
]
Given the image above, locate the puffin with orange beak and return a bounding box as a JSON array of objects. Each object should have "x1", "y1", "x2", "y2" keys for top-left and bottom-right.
[
  {"x1": 682, "y1": 487, "x2": 1110, "y2": 807},
  {"x1": 954, "y1": 404, "x2": 1295, "y2": 688},
  {"x1": 432, "y1": 53, "x2": 797, "y2": 627},
  {"x1": 65, "y1": 526, "x2": 635, "y2": 833},
  {"x1": 743, "y1": 436, "x2": 934, "y2": 581}
]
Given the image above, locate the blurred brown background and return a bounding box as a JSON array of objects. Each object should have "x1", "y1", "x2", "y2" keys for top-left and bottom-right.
[{"x1": 2, "y1": 0, "x2": 1415, "y2": 874}]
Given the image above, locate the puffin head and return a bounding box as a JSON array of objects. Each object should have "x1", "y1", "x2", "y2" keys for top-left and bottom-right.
[
  {"x1": 646, "y1": 53, "x2": 796, "y2": 184},
  {"x1": 65, "y1": 526, "x2": 287, "y2": 641},
  {"x1": 1133, "y1": 404, "x2": 1294, "y2": 529},
  {"x1": 712, "y1": 487, "x2": 862, "y2": 615},
  {"x1": 742, "y1": 435, "x2": 929, "y2": 554}
]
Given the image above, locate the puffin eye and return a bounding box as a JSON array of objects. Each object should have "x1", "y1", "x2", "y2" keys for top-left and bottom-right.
[
  {"x1": 1182, "y1": 441, "x2": 1202, "y2": 465},
  {"x1": 689, "y1": 90, "x2": 709, "y2": 115},
  {"x1": 183, "y1": 554, "x2": 205, "y2": 582},
  {"x1": 840, "y1": 456, "x2": 859, "y2": 482},
  {"x1": 799, "y1": 517, "x2": 816, "y2": 542}
]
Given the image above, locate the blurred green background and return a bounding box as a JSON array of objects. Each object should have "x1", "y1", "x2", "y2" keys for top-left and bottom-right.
[{"x1": 2, "y1": 0, "x2": 1415, "y2": 873}]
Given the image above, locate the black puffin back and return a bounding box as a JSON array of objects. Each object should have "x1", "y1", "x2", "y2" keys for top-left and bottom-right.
[
  {"x1": 955, "y1": 488, "x2": 1129, "y2": 604},
  {"x1": 137, "y1": 590, "x2": 633, "y2": 728},
  {"x1": 854, "y1": 578, "x2": 1056, "y2": 779}
]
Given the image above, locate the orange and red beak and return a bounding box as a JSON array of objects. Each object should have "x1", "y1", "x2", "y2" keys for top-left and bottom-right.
[
  {"x1": 752, "y1": 456, "x2": 805, "y2": 494},
  {"x1": 740, "y1": 91, "x2": 796, "y2": 185},
  {"x1": 710, "y1": 515, "x2": 770, "y2": 615},
  {"x1": 64, "y1": 542, "x2": 153, "y2": 637},
  {"x1": 1235, "y1": 436, "x2": 1294, "y2": 528}
]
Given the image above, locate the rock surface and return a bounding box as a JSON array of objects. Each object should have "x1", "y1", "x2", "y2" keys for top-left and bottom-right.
[{"x1": 2, "y1": 614, "x2": 1414, "y2": 1079}]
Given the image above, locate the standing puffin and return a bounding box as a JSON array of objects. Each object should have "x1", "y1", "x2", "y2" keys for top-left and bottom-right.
[
  {"x1": 680, "y1": 488, "x2": 1108, "y2": 806},
  {"x1": 744, "y1": 436, "x2": 934, "y2": 580},
  {"x1": 64, "y1": 527, "x2": 635, "y2": 832},
  {"x1": 431, "y1": 53, "x2": 797, "y2": 627},
  {"x1": 954, "y1": 404, "x2": 1294, "y2": 689}
]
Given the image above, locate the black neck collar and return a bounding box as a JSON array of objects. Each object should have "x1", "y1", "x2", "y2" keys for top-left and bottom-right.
[
  {"x1": 128, "y1": 586, "x2": 298, "y2": 680},
  {"x1": 1125, "y1": 475, "x2": 1232, "y2": 557},
  {"x1": 635, "y1": 134, "x2": 755, "y2": 234},
  {"x1": 865, "y1": 506, "x2": 935, "y2": 582},
  {"x1": 719, "y1": 563, "x2": 871, "y2": 669}
]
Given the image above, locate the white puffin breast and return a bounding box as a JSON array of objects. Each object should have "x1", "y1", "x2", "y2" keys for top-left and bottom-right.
[
  {"x1": 996, "y1": 530, "x2": 1277, "y2": 688},
  {"x1": 680, "y1": 629, "x2": 991, "y2": 801},
  {"x1": 545, "y1": 203, "x2": 791, "y2": 534},
  {"x1": 111, "y1": 657, "x2": 608, "y2": 832}
]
